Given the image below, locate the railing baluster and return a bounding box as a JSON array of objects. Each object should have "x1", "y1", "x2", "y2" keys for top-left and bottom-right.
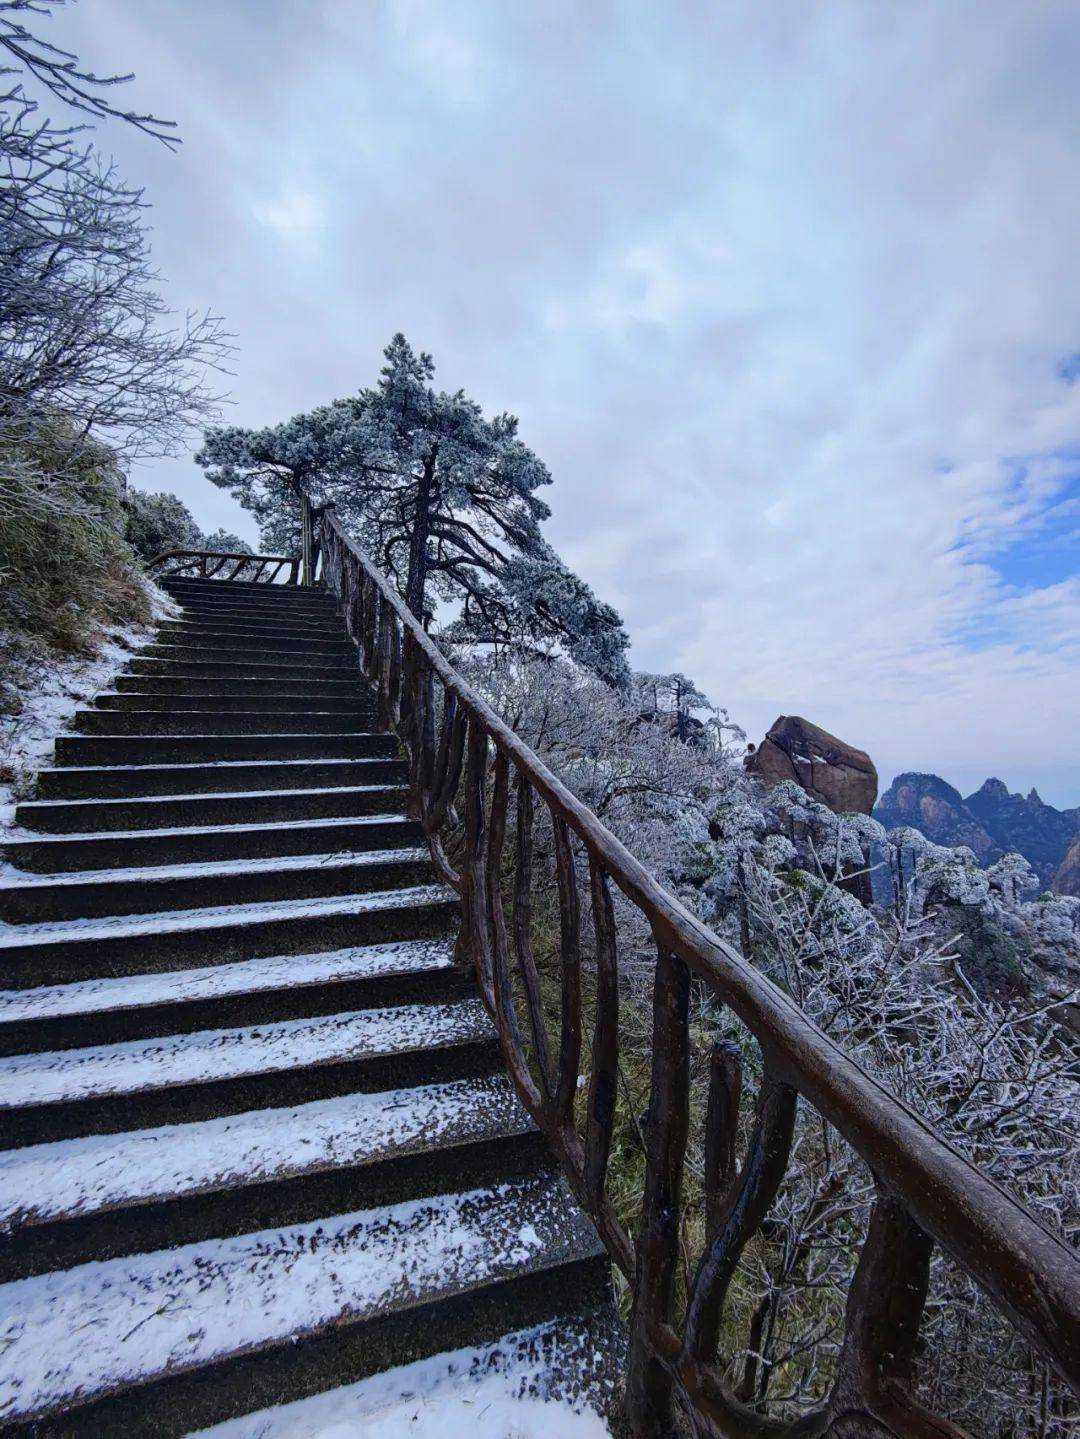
[
  {"x1": 625, "y1": 945, "x2": 692, "y2": 1439},
  {"x1": 485, "y1": 752, "x2": 541, "y2": 1107},
  {"x1": 512, "y1": 770, "x2": 554, "y2": 1096},
  {"x1": 553, "y1": 814, "x2": 582, "y2": 1128},
  {"x1": 704, "y1": 1038, "x2": 742, "y2": 1241},
  {"x1": 584, "y1": 857, "x2": 618, "y2": 1210},
  {"x1": 833, "y1": 1187, "x2": 966, "y2": 1437},
  {"x1": 682, "y1": 1057, "x2": 797, "y2": 1366},
  {"x1": 463, "y1": 715, "x2": 493, "y2": 999},
  {"x1": 428, "y1": 696, "x2": 466, "y2": 835}
]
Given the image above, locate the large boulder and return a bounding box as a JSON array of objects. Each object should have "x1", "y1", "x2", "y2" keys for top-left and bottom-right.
[
  {"x1": 745, "y1": 715, "x2": 878, "y2": 815},
  {"x1": 1054, "y1": 834, "x2": 1080, "y2": 896}
]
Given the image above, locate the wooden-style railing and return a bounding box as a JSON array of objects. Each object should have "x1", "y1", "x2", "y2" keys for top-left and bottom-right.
[
  {"x1": 148, "y1": 549, "x2": 300, "y2": 584},
  {"x1": 316, "y1": 506, "x2": 1079, "y2": 1436}
]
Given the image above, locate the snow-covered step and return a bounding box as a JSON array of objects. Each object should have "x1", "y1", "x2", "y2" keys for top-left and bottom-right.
[
  {"x1": 127, "y1": 656, "x2": 363, "y2": 681},
  {"x1": 17, "y1": 778, "x2": 409, "y2": 829},
  {"x1": 0, "y1": 1075, "x2": 541, "y2": 1280},
  {"x1": 0, "y1": 884, "x2": 458, "y2": 989},
  {"x1": 0, "y1": 998, "x2": 498, "y2": 1147},
  {"x1": 74, "y1": 709, "x2": 373, "y2": 736},
  {"x1": 95, "y1": 691, "x2": 368, "y2": 714},
  {"x1": 138, "y1": 643, "x2": 353, "y2": 667},
  {"x1": 0, "y1": 938, "x2": 467, "y2": 1054},
  {"x1": 190, "y1": 1313, "x2": 623, "y2": 1438},
  {"x1": 0, "y1": 845, "x2": 433, "y2": 924},
  {"x1": 34, "y1": 753, "x2": 407, "y2": 802},
  {"x1": 2, "y1": 812, "x2": 421, "y2": 873},
  {"x1": 54, "y1": 729, "x2": 397, "y2": 768},
  {"x1": 0, "y1": 1173, "x2": 606, "y2": 1433},
  {"x1": 114, "y1": 674, "x2": 367, "y2": 696}
]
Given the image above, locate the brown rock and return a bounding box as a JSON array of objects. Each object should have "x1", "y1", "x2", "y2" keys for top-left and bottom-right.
[
  {"x1": 746, "y1": 715, "x2": 878, "y2": 816},
  {"x1": 1054, "y1": 834, "x2": 1080, "y2": 896}
]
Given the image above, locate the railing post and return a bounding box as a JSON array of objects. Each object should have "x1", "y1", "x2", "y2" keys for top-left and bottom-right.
[
  {"x1": 625, "y1": 944, "x2": 691, "y2": 1437},
  {"x1": 300, "y1": 490, "x2": 314, "y2": 587}
]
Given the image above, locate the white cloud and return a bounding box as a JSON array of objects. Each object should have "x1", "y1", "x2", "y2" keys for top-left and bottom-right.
[{"x1": 50, "y1": 0, "x2": 1080, "y2": 805}]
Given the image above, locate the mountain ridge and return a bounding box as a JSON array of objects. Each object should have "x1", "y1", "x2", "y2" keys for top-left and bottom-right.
[{"x1": 874, "y1": 772, "x2": 1080, "y2": 890}]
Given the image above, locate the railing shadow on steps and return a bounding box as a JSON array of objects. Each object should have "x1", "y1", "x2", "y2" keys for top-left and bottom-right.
[
  {"x1": 148, "y1": 549, "x2": 301, "y2": 584},
  {"x1": 278, "y1": 508, "x2": 1074, "y2": 1436}
]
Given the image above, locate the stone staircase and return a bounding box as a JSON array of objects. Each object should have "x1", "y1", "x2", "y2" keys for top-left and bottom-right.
[{"x1": 0, "y1": 578, "x2": 620, "y2": 1435}]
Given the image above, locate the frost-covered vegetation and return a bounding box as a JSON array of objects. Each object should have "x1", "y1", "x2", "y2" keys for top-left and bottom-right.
[
  {"x1": 198, "y1": 333, "x2": 631, "y2": 685},
  {"x1": 451, "y1": 649, "x2": 1079, "y2": 1434},
  {"x1": 0, "y1": 4, "x2": 228, "y2": 702}
]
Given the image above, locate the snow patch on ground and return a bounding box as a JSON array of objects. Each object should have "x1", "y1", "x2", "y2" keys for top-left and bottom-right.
[
  {"x1": 0, "y1": 999, "x2": 492, "y2": 1108},
  {"x1": 190, "y1": 1317, "x2": 618, "y2": 1438},
  {"x1": 0, "y1": 587, "x2": 174, "y2": 833},
  {"x1": 0, "y1": 1174, "x2": 593, "y2": 1420}
]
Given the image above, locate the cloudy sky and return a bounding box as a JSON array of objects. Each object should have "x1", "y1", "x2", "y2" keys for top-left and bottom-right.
[{"x1": 50, "y1": 0, "x2": 1080, "y2": 806}]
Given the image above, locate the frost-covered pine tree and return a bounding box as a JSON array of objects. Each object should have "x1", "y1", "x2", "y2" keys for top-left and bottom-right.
[{"x1": 198, "y1": 334, "x2": 629, "y2": 683}]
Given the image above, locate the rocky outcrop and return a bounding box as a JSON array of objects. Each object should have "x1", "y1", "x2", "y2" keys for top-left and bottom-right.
[
  {"x1": 964, "y1": 778, "x2": 1079, "y2": 887},
  {"x1": 1054, "y1": 835, "x2": 1080, "y2": 896},
  {"x1": 746, "y1": 715, "x2": 878, "y2": 815},
  {"x1": 873, "y1": 773, "x2": 998, "y2": 864}
]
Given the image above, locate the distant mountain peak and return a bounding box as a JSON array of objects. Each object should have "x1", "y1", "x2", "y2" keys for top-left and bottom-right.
[
  {"x1": 877, "y1": 771, "x2": 1080, "y2": 888},
  {"x1": 975, "y1": 777, "x2": 1011, "y2": 802}
]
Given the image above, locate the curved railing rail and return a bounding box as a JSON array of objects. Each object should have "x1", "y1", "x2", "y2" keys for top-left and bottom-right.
[
  {"x1": 148, "y1": 549, "x2": 300, "y2": 584},
  {"x1": 317, "y1": 506, "x2": 1079, "y2": 1436}
]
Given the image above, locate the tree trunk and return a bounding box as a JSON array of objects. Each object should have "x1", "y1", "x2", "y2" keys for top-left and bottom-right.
[{"x1": 405, "y1": 445, "x2": 437, "y2": 618}]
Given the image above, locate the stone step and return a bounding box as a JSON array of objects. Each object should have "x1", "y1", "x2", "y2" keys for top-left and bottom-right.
[
  {"x1": 54, "y1": 731, "x2": 397, "y2": 767},
  {"x1": 150, "y1": 633, "x2": 355, "y2": 659},
  {"x1": 128, "y1": 657, "x2": 362, "y2": 680},
  {"x1": 156, "y1": 617, "x2": 349, "y2": 643},
  {"x1": 0, "y1": 939, "x2": 469, "y2": 1054},
  {"x1": 74, "y1": 709, "x2": 374, "y2": 735},
  {"x1": 0, "y1": 993, "x2": 490, "y2": 1147},
  {"x1": 5, "y1": 812, "x2": 420, "y2": 872},
  {"x1": 114, "y1": 674, "x2": 367, "y2": 697},
  {"x1": 34, "y1": 756, "x2": 407, "y2": 801},
  {"x1": 116, "y1": 673, "x2": 365, "y2": 696},
  {"x1": 166, "y1": 593, "x2": 340, "y2": 619},
  {"x1": 95, "y1": 691, "x2": 371, "y2": 714},
  {"x1": 165, "y1": 578, "x2": 335, "y2": 600},
  {"x1": 163, "y1": 577, "x2": 333, "y2": 599},
  {"x1": 17, "y1": 778, "x2": 409, "y2": 830},
  {"x1": 0, "y1": 1170, "x2": 606, "y2": 1434},
  {"x1": 0, "y1": 846, "x2": 434, "y2": 924},
  {"x1": 0, "y1": 1073, "x2": 536, "y2": 1277},
  {"x1": 188, "y1": 1311, "x2": 622, "y2": 1439},
  {"x1": 141, "y1": 642, "x2": 354, "y2": 666},
  {"x1": 0, "y1": 885, "x2": 458, "y2": 989}
]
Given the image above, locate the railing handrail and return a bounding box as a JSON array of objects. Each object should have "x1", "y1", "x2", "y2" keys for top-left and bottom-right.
[{"x1": 319, "y1": 507, "x2": 1079, "y2": 1388}]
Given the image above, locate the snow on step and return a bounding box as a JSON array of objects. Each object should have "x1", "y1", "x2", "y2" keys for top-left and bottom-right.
[
  {"x1": 0, "y1": 938, "x2": 453, "y2": 1024},
  {"x1": 20, "y1": 781, "x2": 406, "y2": 814},
  {"x1": 0, "y1": 883, "x2": 453, "y2": 947},
  {"x1": 0, "y1": 1075, "x2": 529, "y2": 1229},
  {"x1": 36, "y1": 757, "x2": 396, "y2": 780},
  {"x1": 0, "y1": 1173, "x2": 599, "y2": 1423},
  {"x1": 1, "y1": 845, "x2": 428, "y2": 891},
  {"x1": 0, "y1": 999, "x2": 492, "y2": 1108},
  {"x1": 3, "y1": 812, "x2": 412, "y2": 846},
  {"x1": 190, "y1": 1315, "x2": 619, "y2": 1438}
]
